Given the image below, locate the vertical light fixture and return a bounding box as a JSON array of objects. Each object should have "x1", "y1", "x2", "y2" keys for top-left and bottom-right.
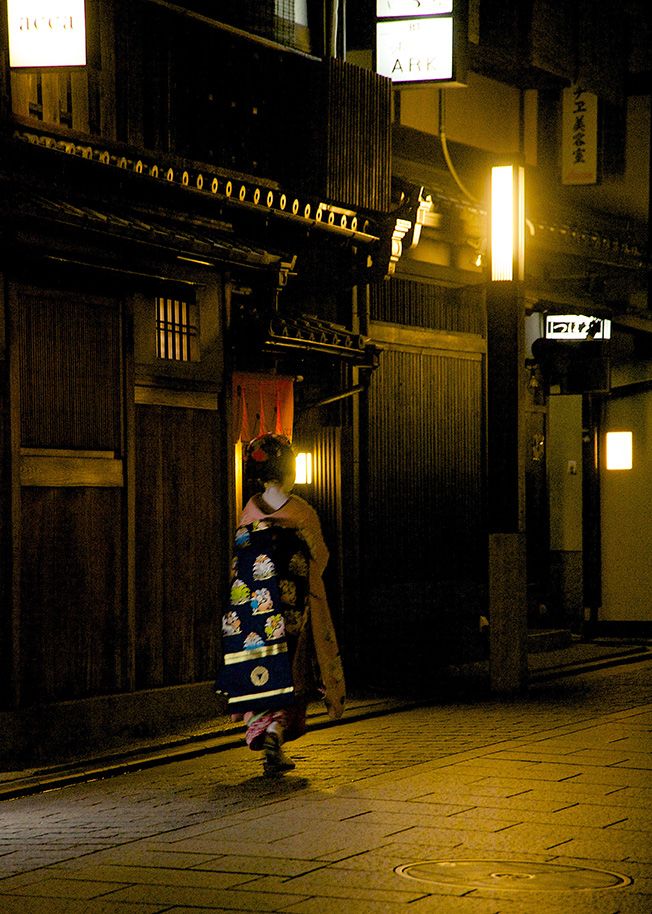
[
  {"x1": 294, "y1": 452, "x2": 313, "y2": 485},
  {"x1": 605, "y1": 431, "x2": 633, "y2": 470},
  {"x1": 490, "y1": 164, "x2": 525, "y2": 282}
]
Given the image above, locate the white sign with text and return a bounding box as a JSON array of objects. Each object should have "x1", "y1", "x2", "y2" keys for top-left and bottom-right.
[
  {"x1": 377, "y1": 16, "x2": 453, "y2": 82},
  {"x1": 377, "y1": 0, "x2": 453, "y2": 17},
  {"x1": 7, "y1": 0, "x2": 87, "y2": 68}
]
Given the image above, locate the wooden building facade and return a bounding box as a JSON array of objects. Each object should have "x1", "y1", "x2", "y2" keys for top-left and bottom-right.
[
  {"x1": 0, "y1": 1, "x2": 492, "y2": 764},
  {"x1": 4, "y1": 0, "x2": 645, "y2": 763}
]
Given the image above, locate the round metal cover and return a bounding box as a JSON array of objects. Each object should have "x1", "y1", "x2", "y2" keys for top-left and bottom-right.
[{"x1": 395, "y1": 860, "x2": 632, "y2": 892}]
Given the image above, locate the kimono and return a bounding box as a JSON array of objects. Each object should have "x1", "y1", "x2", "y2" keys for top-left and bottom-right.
[{"x1": 216, "y1": 494, "x2": 345, "y2": 743}]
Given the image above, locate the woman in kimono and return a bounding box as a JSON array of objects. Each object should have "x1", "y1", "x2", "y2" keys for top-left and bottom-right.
[{"x1": 217, "y1": 434, "x2": 345, "y2": 774}]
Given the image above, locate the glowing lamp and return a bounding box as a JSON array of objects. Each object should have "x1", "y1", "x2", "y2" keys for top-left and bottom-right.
[
  {"x1": 490, "y1": 164, "x2": 525, "y2": 282},
  {"x1": 294, "y1": 452, "x2": 313, "y2": 485},
  {"x1": 605, "y1": 432, "x2": 632, "y2": 471}
]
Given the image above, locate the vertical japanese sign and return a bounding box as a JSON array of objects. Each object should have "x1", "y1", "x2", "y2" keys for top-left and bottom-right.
[
  {"x1": 561, "y1": 86, "x2": 598, "y2": 185},
  {"x1": 7, "y1": 0, "x2": 87, "y2": 68}
]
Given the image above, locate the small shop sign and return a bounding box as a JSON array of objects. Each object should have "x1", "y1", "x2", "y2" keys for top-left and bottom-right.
[
  {"x1": 376, "y1": 0, "x2": 466, "y2": 86},
  {"x1": 7, "y1": 0, "x2": 87, "y2": 68},
  {"x1": 561, "y1": 86, "x2": 598, "y2": 185},
  {"x1": 544, "y1": 314, "x2": 611, "y2": 341}
]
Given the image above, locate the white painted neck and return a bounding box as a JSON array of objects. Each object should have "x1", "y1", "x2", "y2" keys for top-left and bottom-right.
[{"x1": 261, "y1": 483, "x2": 290, "y2": 511}]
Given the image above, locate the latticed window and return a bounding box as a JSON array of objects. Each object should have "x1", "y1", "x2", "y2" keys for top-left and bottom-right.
[
  {"x1": 156, "y1": 296, "x2": 199, "y2": 362},
  {"x1": 216, "y1": 0, "x2": 297, "y2": 47}
]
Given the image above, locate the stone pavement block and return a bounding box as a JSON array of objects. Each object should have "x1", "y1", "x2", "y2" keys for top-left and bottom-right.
[
  {"x1": 555, "y1": 832, "x2": 652, "y2": 863},
  {"x1": 556, "y1": 858, "x2": 652, "y2": 881},
  {"x1": 391, "y1": 822, "x2": 576, "y2": 850},
  {"x1": 335, "y1": 794, "x2": 477, "y2": 818},
  {"x1": 345, "y1": 773, "x2": 481, "y2": 801},
  {"x1": 190, "y1": 855, "x2": 329, "y2": 877},
  {"x1": 329, "y1": 842, "x2": 469, "y2": 872},
  {"x1": 386, "y1": 891, "x2": 504, "y2": 913},
  {"x1": 328, "y1": 806, "x2": 475, "y2": 830},
  {"x1": 433, "y1": 824, "x2": 577, "y2": 856},
  {"x1": 454, "y1": 758, "x2": 587, "y2": 782},
  {"x1": 572, "y1": 767, "x2": 652, "y2": 787},
  {"x1": 0, "y1": 876, "x2": 128, "y2": 899},
  {"x1": 0, "y1": 899, "x2": 166, "y2": 914},
  {"x1": 0, "y1": 848, "x2": 100, "y2": 876},
  {"x1": 252, "y1": 796, "x2": 376, "y2": 821},
  {"x1": 257, "y1": 821, "x2": 402, "y2": 859},
  {"x1": 233, "y1": 871, "x2": 425, "y2": 903},
  {"x1": 535, "y1": 748, "x2": 635, "y2": 766},
  {"x1": 486, "y1": 748, "x2": 582, "y2": 761},
  {"x1": 445, "y1": 803, "x2": 625, "y2": 829},
  {"x1": 605, "y1": 785, "x2": 652, "y2": 806},
  {"x1": 602, "y1": 809, "x2": 652, "y2": 829},
  {"x1": 143, "y1": 835, "x2": 287, "y2": 858},
  {"x1": 415, "y1": 785, "x2": 535, "y2": 803},
  {"x1": 331, "y1": 841, "x2": 476, "y2": 874},
  {"x1": 0, "y1": 871, "x2": 47, "y2": 890},
  {"x1": 612, "y1": 895, "x2": 652, "y2": 914},
  {"x1": 253, "y1": 897, "x2": 416, "y2": 914},
  {"x1": 575, "y1": 751, "x2": 648, "y2": 769},
  {"x1": 174, "y1": 817, "x2": 304, "y2": 845},
  {"x1": 106, "y1": 882, "x2": 311, "y2": 910},
  {"x1": 608, "y1": 736, "x2": 652, "y2": 753},
  {"x1": 82, "y1": 845, "x2": 223, "y2": 869},
  {"x1": 462, "y1": 793, "x2": 585, "y2": 813},
  {"x1": 470, "y1": 888, "x2": 638, "y2": 914},
  {"x1": 612, "y1": 752, "x2": 652, "y2": 770},
  {"x1": 48, "y1": 862, "x2": 253, "y2": 890},
  {"x1": 478, "y1": 781, "x2": 618, "y2": 802}
]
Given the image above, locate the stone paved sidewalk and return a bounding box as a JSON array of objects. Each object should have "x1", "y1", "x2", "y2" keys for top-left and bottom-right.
[
  {"x1": 0, "y1": 657, "x2": 651, "y2": 913},
  {"x1": 1, "y1": 636, "x2": 649, "y2": 801}
]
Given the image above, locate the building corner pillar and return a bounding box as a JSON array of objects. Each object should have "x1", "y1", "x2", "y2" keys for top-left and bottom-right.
[{"x1": 486, "y1": 282, "x2": 528, "y2": 693}]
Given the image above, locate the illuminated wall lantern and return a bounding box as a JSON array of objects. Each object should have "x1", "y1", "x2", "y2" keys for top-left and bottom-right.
[
  {"x1": 605, "y1": 431, "x2": 633, "y2": 471},
  {"x1": 490, "y1": 164, "x2": 525, "y2": 282},
  {"x1": 294, "y1": 452, "x2": 313, "y2": 485}
]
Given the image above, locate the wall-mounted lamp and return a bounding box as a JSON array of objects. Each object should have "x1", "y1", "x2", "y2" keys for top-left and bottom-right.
[
  {"x1": 490, "y1": 164, "x2": 525, "y2": 282},
  {"x1": 294, "y1": 452, "x2": 313, "y2": 485},
  {"x1": 605, "y1": 431, "x2": 632, "y2": 471}
]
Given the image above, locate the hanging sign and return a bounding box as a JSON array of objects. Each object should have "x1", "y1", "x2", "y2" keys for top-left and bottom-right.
[
  {"x1": 376, "y1": 0, "x2": 466, "y2": 86},
  {"x1": 377, "y1": 1, "x2": 453, "y2": 14},
  {"x1": 544, "y1": 314, "x2": 611, "y2": 341},
  {"x1": 7, "y1": 0, "x2": 87, "y2": 68},
  {"x1": 561, "y1": 86, "x2": 598, "y2": 185}
]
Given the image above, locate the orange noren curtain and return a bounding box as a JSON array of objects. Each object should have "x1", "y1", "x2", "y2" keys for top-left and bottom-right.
[{"x1": 233, "y1": 372, "x2": 294, "y2": 443}]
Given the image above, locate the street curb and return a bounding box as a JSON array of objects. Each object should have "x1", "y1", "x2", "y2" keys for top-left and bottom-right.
[
  {"x1": 529, "y1": 647, "x2": 652, "y2": 681},
  {"x1": 1, "y1": 647, "x2": 650, "y2": 802},
  {"x1": 0, "y1": 698, "x2": 417, "y2": 802}
]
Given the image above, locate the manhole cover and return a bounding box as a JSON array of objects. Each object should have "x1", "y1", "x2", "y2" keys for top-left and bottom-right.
[{"x1": 395, "y1": 860, "x2": 632, "y2": 892}]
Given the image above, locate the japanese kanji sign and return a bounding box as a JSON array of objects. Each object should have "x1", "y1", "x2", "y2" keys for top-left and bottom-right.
[
  {"x1": 561, "y1": 86, "x2": 598, "y2": 185},
  {"x1": 544, "y1": 314, "x2": 611, "y2": 341}
]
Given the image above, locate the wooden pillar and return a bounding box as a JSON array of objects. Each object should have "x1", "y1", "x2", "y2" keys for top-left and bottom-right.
[
  {"x1": 0, "y1": 0, "x2": 10, "y2": 119},
  {"x1": 581, "y1": 392, "x2": 602, "y2": 636},
  {"x1": 486, "y1": 283, "x2": 528, "y2": 692}
]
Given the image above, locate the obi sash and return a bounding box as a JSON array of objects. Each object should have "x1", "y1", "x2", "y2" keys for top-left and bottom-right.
[{"x1": 216, "y1": 519, "x2": 310, "y2": 713}]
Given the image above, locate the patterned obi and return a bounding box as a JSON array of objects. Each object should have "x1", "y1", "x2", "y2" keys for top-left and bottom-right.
[{"x1": 216, "y1": 519, "x2": 310, "y2": 713}]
